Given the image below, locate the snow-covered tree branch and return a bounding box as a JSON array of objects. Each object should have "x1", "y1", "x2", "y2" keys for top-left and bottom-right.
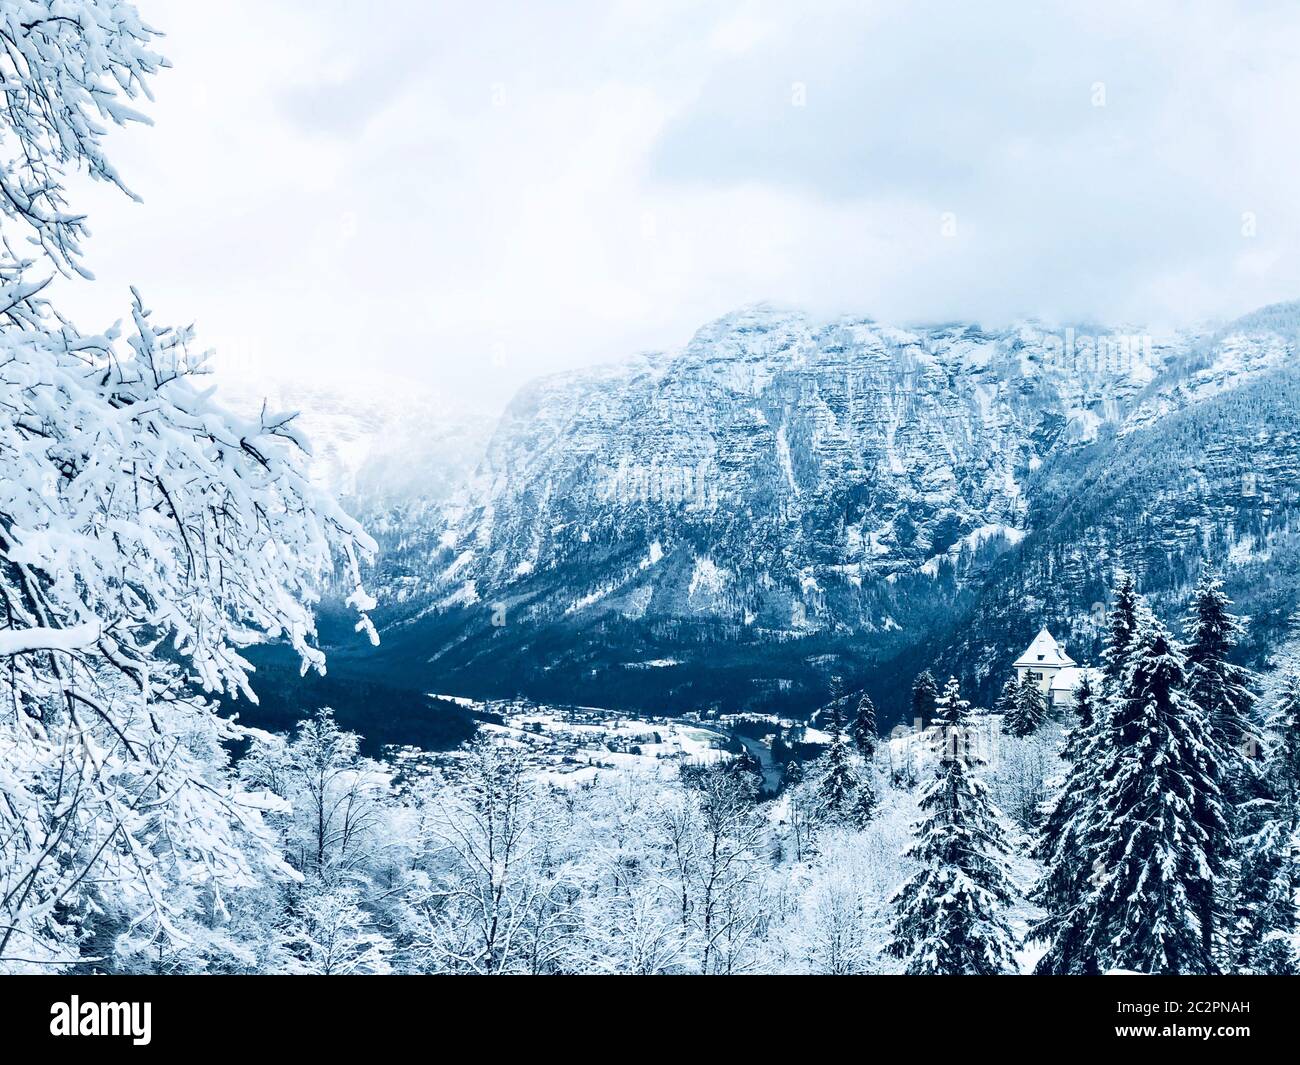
[{"x1": 0, "y1": 0, "x2": 375, "y2": 973}]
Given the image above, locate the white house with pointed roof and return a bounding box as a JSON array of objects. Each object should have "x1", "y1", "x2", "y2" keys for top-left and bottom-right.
[{"x1": 1014, "y1": 627, "x2": 1090, "y2": 710}]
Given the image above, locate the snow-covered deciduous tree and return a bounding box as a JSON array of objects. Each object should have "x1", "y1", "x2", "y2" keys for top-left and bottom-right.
[
  {"x1": 988, "y1": 730, "x2": 1054, "y2": 831},
  {"x1": 775, "y1": 759, "x2": 819, "y2": 864},
  {"x1": 405, "y1": 739, "x2": 572, "y2": 974},
  {"x1": 787, "y1": 842, "x2": 873, "y2": 975},
  {"x1": 283, "y1": 887, "x2": 392, "y2": 976},
  {"x1": 0, "y1": 0, "x2": 375, "y2": 973},
  {"x1": 657, "y1": 763, "x2": 767, "y2": 974},
  {"x1": 564, "y1": 772, "x2": 688, "y2": 975},
  {"x1": 241, "y1": 710, "x2": 393, "y2": 887}
]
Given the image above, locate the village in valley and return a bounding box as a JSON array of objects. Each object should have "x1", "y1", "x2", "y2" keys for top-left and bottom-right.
[{"x1": 391, "y1": 625, "x2": 1096, "y2": 791}]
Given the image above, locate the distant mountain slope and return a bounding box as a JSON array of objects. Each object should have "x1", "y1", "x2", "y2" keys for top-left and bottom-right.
[
  {"x1": 932, "y1": 351, "x2": 1300, "y2": 708},
  {"x1": 317, "y1": 302, "x2": 1300, "y2": 731},
  {"x1": 218, "y1": 375, "x2": 496, "y2": 511}
]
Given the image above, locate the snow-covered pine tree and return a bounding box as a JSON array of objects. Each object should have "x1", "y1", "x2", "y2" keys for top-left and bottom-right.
[
  {"x1": 1033, "y1": 571, "x2": 1146, "y2": 974},
  {"x1": 911, "y1": 670, "x2": 939, "y2": 730},
  {"x1": 1183, "y1": 573, "x2": 1263, "y2": 966},
  {"x1": 887, "y1": 701, "x2": 1019, "y2": 974},
  {"x1": 1003, "y1": 672, "x2": 1046, "y2": 737},
  {"x1": 815, "y1": 705, "x2": 861, "y2": 825},
  {"x1": 849, "y1": 773, "x2": 878, "y2": 828},
  {"x1": 1184, "y1": 573, "x2": 1261, "y2": 792},
  {"x1": 1082, "y1": 606, "x2": 1227, "y2": 974},
  {"x1": 1030, "y1": 672, "x2": 1103, "y2": 972},
  {"x1": 1103, "y1": 569, "x2": 1140, "y2": 689},
  {"x1": 932, "y1": 675, "x2": 970, "y2": 729},
  {"x1": 1233, "y1": 672, "x2": 1300, "y2": 974},
  {"x1": 1060, "y1": 670, "x2": 1097, "y2": 762},
  {"x1": 732, "y1": 745, "x2": 764, "y2": 788},
  {"x1": 852, "y1": 692, "x2": 878, "y2": 759},
  {"x1": 993, "y1": 676, "x2": 1019, "y2": 721}
]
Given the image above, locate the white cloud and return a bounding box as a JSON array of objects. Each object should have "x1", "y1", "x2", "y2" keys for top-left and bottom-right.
[{"x1": 51, "y1": 0, "x2": 1300, "y2": 409}]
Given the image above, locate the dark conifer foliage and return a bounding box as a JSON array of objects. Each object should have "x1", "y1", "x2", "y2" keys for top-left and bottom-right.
[
  {"x1": 888, "y1": 695, "x2": 1018, "y2": 974},
  {"x1": 1083, "y1": 607, "x2": 1225, "y2": 973},
  {"x1": 911, "y1": 670, "x2": 939, "y2": 730},
  {"x1": 1003, "y1": 672, "x2": 1047, "y2": 737},
  {"x1": 1103, "y1": 569, "x2": 1140, "y2": 689},
  {"x1": 1184, "y1": 572, "x2": 1261, "y2": 787},
  {"x1": 1234, "y1": 672, "x2": 1300, "y2": 974},
  {"x1": 932, "y1": 675, "x2": 970, "y2": 729},
  {"x1": 852, "y1": 692, "x2": 878, "y2": 759},
  {"x1": 1031, "y1": 671, "x2": 1105, "y2": 972},
  {"x1": 815, "y1": 704, "x2": 859, "y2": 824},
  {"x1": 993, "y1": 677, "x2": 1019, "y2": 720}
]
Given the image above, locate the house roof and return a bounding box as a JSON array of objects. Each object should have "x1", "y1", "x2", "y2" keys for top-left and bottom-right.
[
  {"x1": 1048, "y1": 666, "x2": 1101, "y2": 692},
  {"x1": 1049, "y1": 666, "x2": 1082, "y2": 691},
  {"x1": 1013, "y1": 627, "x2": 1076, "y2": 669}
]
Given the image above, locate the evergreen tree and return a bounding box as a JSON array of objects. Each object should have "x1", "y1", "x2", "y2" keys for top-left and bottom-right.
[
  {"x1": 1233, "y1": 673, "x2": 1300, "y2": 974},
  {"x1": 911, "y1": 670, "x2": 940, "y2": 730},
  {"x1": 1184, "y1": 573, "x2": 1260, "y2": 787},
  {"x1": 1060, "y1": 670, "x2": 1097, "y2": 763},
  {"x1": 1183, "y1": 572, "x2": 1261, "y2": 966},
  {"x1": 1033, "y1": 571, "x2": 1153, "y2": 974},
  {"x1": 1102, "y1": 569, "x2": 1140, "y2": 690},
  {"x1": 887, "y1": 716, "x2": 1018, "y2": 974},
  {"x1": 1079, "y1": 607, "x2": 1226, "y2": 974},
  {"x1": 1003, "y1": 672, "x2": 1046, "y2": 737},
  {"x1": 849, "y1": 769, "x2": 879, "y2": 828},
  {"x1": 815, "y1": 706, "x2": 861, "y2": 825},
  {"x1": 932, "y1": 675, "x2": 970, "y2": 729},
  {"x1": 993, "y1": 676, "x2": 1019, "y2": 721},
  {"x1": 732, "y1": 745, "x2": 762, "y2": 783},
  {"x1": 1031, "y1": 671, "x2": 1102, "y2": 972},
  {"x1": 852, "y1": 692, "x2": 878, "y2": 760}
]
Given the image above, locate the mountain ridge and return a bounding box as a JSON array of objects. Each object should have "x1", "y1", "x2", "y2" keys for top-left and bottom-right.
[{"x1": 308, "y1": 300, "x2": 1300, "y2": 730}]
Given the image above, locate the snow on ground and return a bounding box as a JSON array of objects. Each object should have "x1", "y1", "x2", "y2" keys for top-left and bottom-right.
[{"x1": 415, "y1": 696, "x2": 732, "y2": 787}]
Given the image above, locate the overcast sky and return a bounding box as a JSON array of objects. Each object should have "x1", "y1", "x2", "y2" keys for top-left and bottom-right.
[{"x1": 58, "y1": 0, "x2": 1300, "y2": 407}]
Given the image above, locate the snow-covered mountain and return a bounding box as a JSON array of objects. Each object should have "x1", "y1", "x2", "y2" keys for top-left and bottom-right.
[
  {"x1": 322, "y1": 302, "x2": 1300, "y2": 724},
  {"x1": 218, "y1": 375, "x2": 496, "y2": 511}
]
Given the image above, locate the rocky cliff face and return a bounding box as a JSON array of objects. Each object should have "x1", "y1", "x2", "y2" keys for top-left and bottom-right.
[{"x1": 331, "y1": 302, "x2": 1300, "y2": 725}]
